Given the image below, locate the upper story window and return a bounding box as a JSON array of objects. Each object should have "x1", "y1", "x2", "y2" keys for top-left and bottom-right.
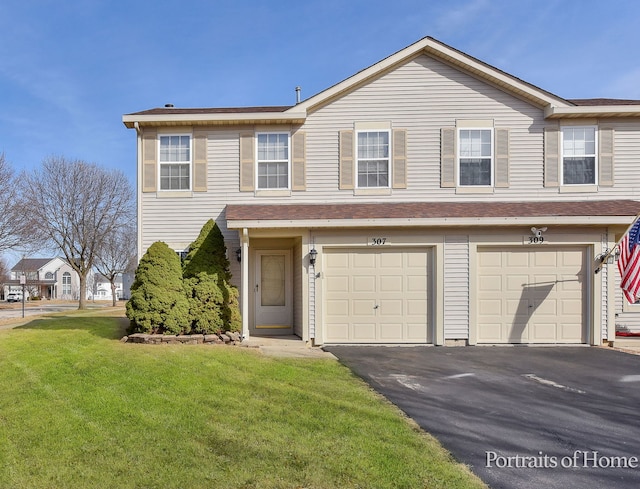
[
  {"x1": 357, "y1": 131, "x2": 390, "y2": 188},
  {"x1": 62, "y1": 272, "x2": 72, "y2": 296},
  {"x1": 45, "y1": 272, "x2": 54, "y2": 280},
  {"x1": 458, "y1": 129, "x2": 493, "y2": 186},
  {"x1": 562, "y1": 127, "x2": 596, "y2": 185},
  {"x1": 159, "y1": 135, "x2": 191, "y2": 190},
  {"x1": 257, "y1": 133, "x2": 289, "y2": 189}
]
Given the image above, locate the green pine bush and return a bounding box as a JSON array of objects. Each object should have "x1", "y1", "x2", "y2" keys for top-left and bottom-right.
[
  {"x1": 183, "y1": 219, "x2": 241, "y2": 334},
  {"x1": 126, "y1": 241, "x2": 190, "y2": 334}
]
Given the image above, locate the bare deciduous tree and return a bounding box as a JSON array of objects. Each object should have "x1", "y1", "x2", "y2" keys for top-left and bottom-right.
[
  {"x1": 94, "y1": 223, "x2": 137, "y2": 306},
  {"x1": 19, "y1": 156, "x2": 135, "y2": 309},
  {"x1": 0, "y1": 153, "x2": 33, "y2": 253}
]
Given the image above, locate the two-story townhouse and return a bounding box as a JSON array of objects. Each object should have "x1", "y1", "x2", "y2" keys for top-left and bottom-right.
[
  {"x1": 5, "y1": 257, "x2": 80, "y2": 300},
  {"x1": 123, "y1": 36, "x2": 640, "y2": 347}
]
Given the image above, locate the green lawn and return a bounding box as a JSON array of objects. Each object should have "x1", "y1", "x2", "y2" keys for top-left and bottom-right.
[{"x1": 0, "y1": 309, "x2": 485, "y2": 489}]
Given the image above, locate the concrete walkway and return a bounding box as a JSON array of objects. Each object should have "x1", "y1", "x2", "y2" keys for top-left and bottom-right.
[{"x1": 243, "y1": 335, "x2": 337, "y2": 359}]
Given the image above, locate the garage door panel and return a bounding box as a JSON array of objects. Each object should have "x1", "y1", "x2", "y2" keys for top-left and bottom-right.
[
  {"x1": 326, "y1": 276, "x2": 348, "y2": 293},
  {"x1": 479, "y1": 298, "x2": 502, "y2": 315},
  {"x1": 380, "y1": 323, "x2": 403, "y2": 339},
  {"x1": 407, "y1": 252, "x2": 428, "y2": 267},
  {"x1": 324, "y1": 248, "x2": 430, "y2": 343},
  {"x1": 479, "y1": 274, "x2": 502, "y2": 291},
  {"x1": 506, "y1": 252, "x2": 530, "y2": 267},
  {"x1": 353, "y1": 253, "x2": 376, "y2": 268},
  {"x1": 533, "y1": 252, "x2": 557, "y2": 267},
  {"x1": 380, "y1": 276, "x2": 403, "y2": 292},
  {"x1": 407, "y1": 299, "x2": 427, "y2": 316},
  {"x1": 379, "y1": 252, "x2": 402, "y2": 268},
  {"x1": 407, "y1": 275, "x2": 427, "y2": 292},
  {"x1": 379, "y1": 299, "x2": 403, "y2": 315},
  {"x1": 326, "y1": 298, "x2": 349, "y2": 316},
  {"x1": 532, "y1": 323, "x2": 557, "y2": 341},
  {"x1": 478, "y1": 247, "x2": 586, "y2": 344},
  {"x1": 353, "y1": 276, "x2": 376, "y2": 292},
  {"x1": 326, "y1": 323, "x2": 349, "y2": 340},
  {"x1": 353, "y1": 300, "x2": 376, "y2": 316},
  {"x1": 353, "y1": 323, "x2": 376, "y2": 340},
  {"x1": 506, "y1": 275, "x2": 528, "y2": 291}
]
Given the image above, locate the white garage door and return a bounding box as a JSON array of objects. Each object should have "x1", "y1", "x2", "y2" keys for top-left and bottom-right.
[
  {"x1": 477, "y1": 246, "x2": 586, "y2": 344},
  {"x1": 324, "y1": 248, "x2": 430, "y2": 343}
]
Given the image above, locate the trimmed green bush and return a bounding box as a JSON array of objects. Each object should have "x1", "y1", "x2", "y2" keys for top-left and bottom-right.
[
  {"x1": 126, "y1": 241, "x2": 190, "y2": 334},
  {"x1": 183, "y1": 219, "x2": 241, "y2": 334}
]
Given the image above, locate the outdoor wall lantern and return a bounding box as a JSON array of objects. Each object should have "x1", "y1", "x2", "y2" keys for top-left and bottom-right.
[
  {"x1": 309, "y1": 248, "x2": 318, "y2": 266},
  {"x1": 235, "y1": 248, "x2": 241, "y2": 263}
]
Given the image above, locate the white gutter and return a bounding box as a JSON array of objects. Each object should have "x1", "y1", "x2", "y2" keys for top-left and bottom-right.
[
  {"x1": 545, "y1": 105, "x2": 640, "y2": 119},
  {"x1": 122, "y1": 111, "x2": 307, "y2": 128},
  {"x1": 227, "y1": 215, "x2": 635, "y2": 230}
]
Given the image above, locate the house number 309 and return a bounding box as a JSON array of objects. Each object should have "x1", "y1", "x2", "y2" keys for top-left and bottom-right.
[{"x1": 370, "y1": 237, "x2": 388, "y2": 246}]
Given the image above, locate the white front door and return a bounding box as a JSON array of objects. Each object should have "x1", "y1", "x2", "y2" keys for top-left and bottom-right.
[{"x1": 254, "y1": 250, "x2": 293, "y2": 334}]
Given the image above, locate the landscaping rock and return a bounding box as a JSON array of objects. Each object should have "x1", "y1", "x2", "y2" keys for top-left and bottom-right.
[{"x1": 123, "y1": 331, "x2": 243, "y2": 347}]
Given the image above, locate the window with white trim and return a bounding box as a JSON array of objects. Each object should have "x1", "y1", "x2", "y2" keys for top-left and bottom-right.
[
  {"x1": 562, "y1": 126, "x2": 596, "y2": 185},
  {"x1": 62, "y1": 272, "x2": 71, "y2": 296},
  {"x1": 159, "y1": 135, "x2": 191, "y2": 190},
  {"x1": 257, "y1": 133, "x2": 289, "y2": 189},
  {"x1": 458, "y1": 128, "x2": 493, "y2": 186},
  {"x1": 357, "y1": 131, "x2": 390, "y2": 188}
]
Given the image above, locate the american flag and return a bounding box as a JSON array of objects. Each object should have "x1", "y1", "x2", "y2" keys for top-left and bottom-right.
[{"x1": 618, "y1": 217, "x2": 640, "y2": 303}]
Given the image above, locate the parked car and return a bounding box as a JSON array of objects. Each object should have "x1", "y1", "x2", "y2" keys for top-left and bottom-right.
[{"x1": 6, "y1": 292, "x2": 23, "y2": 302}]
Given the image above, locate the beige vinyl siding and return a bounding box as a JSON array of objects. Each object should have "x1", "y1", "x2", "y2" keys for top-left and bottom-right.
[
  {"x1": 301, "y1": 54, "x2": 547, "y2": 200},
  {"x1": 444, "y1": 235, "x2": 469, "y2": 339},
  {"x1": 138, "y1": 54, "x2": 640, "y2": 269},
  {"x1": 614, "y1": 266, "x2": 640, "y2": 334}
]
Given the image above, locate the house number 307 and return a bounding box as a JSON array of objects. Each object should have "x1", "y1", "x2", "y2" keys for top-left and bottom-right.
[{"x1": 370, "y1": 237, "x2": 388, "y2": 246}]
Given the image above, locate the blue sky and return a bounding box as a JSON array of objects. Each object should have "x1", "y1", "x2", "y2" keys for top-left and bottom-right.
[{"x1": 1, "y1": 0, "x2": 639, "y2": 185}]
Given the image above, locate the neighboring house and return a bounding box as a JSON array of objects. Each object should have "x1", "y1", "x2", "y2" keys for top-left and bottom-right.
[
  {"x1": 5, "y1": 258, "x2": 80, "y2": 300},
  {"x1": 122, "y1": 36, "x2": 640, "y2": 347},
  {"x1": 88, "y1": 274, "x2": 124, "y2": 301}
]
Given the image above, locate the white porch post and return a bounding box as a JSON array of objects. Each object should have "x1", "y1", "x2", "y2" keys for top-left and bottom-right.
[{"x1": 241, "y1": 228, "x2": 250, "y2": 340}]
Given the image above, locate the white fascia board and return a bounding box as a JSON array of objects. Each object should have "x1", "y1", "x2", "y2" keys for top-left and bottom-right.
[
  {"x1": 545, "y1": 105, "x2": 640, "y2": 119},
  {"x1": 227, "y1": 215, "x2": 632, "y2": 230},
  {"x1": 122, "y1": 111, "x2": 307, "y2": 128}
]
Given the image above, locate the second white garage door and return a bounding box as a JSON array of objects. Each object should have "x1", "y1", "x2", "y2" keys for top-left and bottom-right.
[
  {"x1": 324, "y1": 248, "x2": 431, "y2": 343},
  {"x1": 477, "y1": 246, "x2": 586, "y2": 344}
]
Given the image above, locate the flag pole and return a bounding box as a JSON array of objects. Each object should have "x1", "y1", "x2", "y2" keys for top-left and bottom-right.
[{"x1": 594, "y1": 213, "x2": 640, "y2": 274}]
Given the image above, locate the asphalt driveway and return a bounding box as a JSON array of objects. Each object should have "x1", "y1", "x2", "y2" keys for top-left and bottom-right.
[{"x1": 325, "y1": 346, "x2": 640, "y2": 489}]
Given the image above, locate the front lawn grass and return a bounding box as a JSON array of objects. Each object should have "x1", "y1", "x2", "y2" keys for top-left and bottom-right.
[{"x1": 0, "y1": 310, "x2": 485, "y2": 489}]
